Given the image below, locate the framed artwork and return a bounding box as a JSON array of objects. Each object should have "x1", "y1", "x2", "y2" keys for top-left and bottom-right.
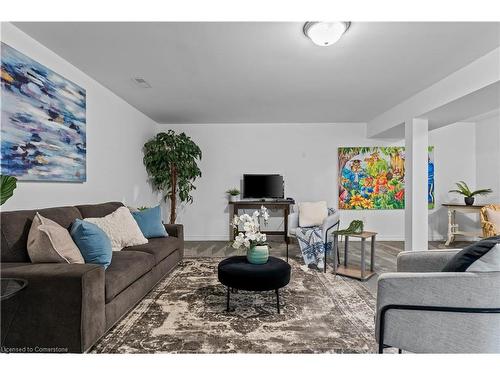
[
  {"x1": 1, "y1": 42, "x2": 86, "y2": 181},
  {"x1": 428, "y1": 145, "x2": 435, "y2": 209},
  {"x1": 338, "y1": 146, "x2": 435, "y2": 210}
]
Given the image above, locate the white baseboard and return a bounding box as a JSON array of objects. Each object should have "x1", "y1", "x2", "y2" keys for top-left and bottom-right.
[
  {"x1": 184, "y1": 235, "x2": 454, "y2": 242},
  {"x1": 185, "y1": 234, "x2": 421, "y2": 242},
  {"x1": 185, "y1": 235, "x2": 231, "y2": 241}
]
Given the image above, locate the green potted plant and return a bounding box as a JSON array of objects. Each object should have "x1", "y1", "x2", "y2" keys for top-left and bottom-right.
[
  {"x1": 0, "y1": 175, "x2": 17, "y2": 206},
  {"x1": 449, "y1": 181, "x2": 492, "y2": 206},
  {"x1": 143, "y1": 130, "x2": 202, "y2": 224},
  {"x1": 226, "y1": 188, "x2": 240, "y2": 202}
]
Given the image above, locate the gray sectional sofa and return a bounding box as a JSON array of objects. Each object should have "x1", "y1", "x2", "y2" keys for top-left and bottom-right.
[{"x1": 0, "y1": 202, "x2": 184, "y2": 353}]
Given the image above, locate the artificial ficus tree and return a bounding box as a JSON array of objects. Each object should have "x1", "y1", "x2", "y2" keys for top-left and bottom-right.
[{"x1": 143, "y1": 130, "x2": 202, "y2": 224}]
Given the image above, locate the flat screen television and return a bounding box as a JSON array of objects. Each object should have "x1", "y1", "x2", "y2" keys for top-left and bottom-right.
[{"x1": 243, "y1": 174, "x2": 284, "y2": 199}]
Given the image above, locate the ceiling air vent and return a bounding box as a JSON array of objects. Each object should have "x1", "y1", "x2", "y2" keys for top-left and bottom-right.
[{"x1": 132, "y1": 77, "x2": 152, "y2": 88}]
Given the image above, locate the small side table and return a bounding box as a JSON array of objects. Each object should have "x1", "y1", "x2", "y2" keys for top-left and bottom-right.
[
  {"x1": 442, "y1": 204, "x2": 484, "y2": 246},
  {"x1": 332, "y1": 231, "x2": 377, "y2": 281}
]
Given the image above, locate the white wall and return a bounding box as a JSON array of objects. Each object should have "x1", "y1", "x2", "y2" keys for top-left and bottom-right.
[
  {"x1": 475, "y1": 113, "x2": 500, "y2": 204},
  {"x1": 428, "y1": 122, "x2": 478, "y2": 240},
  {"x1": 158, "y1": 122, "x2": 477, "y2": 241},
  {"x1": 1, "y1": 23, "x2": 158, "y2": 211},
  {"x1": 0, "y1": 21, "x2": 488, "y2": 241}
]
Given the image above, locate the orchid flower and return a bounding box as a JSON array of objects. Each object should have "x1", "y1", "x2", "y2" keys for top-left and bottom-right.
[{"x1": 231, "y1": 206, "x2": 270, "y2": 249}]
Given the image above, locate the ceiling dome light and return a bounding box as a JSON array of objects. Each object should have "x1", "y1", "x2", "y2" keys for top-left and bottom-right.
[{"x1": 303, "y1": 22, "x2": 351, "y2": 47}]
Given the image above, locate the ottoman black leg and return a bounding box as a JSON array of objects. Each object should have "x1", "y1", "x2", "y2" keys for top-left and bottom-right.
[
  {"x1": 226, "y1": 286, "x2": 230, "y2": 312},
  {"x1": 276, "y1": 289, "x2": 280, "y2": 314}
]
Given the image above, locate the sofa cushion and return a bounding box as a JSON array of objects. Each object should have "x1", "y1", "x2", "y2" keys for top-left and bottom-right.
[
  {"x1": 104, "y1": 251, "x2": 155, "y2": 303},
  {"x1": 71, "y1": 219, "x2": 113, "y2": 269},
  {"x1": 131, "y1": 205, "x2": 168, "y2": 239},
  {"x1": 84, "y1": 207, "x2": 148, "y2": 252},
  {"x1": 27, "y1": 213, "x2": 84, "y2": 264},
  {"x1": 123, "y1": 237, "x2": 181, "y2": 264},
  {"x1": 442, "y1": 236, "x2": 500, "y2": 272},
  {"x1": 76, "y1": 202, "x2": 124, "y2": 219},
  {"x1": 467, "y1": 243, "x2": 500, "y2": 272},
  {"x1": 1, "y1": 206, "x2": 82, "y2": 263},
  {"x1": 486, "y1": 208, "x2": 500, "y2": 233},
  {"x1": 298, "y1": 201, "x2": 328, "y2": 227}
]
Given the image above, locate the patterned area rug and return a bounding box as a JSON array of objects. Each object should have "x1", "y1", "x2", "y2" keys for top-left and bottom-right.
[{"x1": 91, "y1": 258, "x2": 378, "y2": 353}]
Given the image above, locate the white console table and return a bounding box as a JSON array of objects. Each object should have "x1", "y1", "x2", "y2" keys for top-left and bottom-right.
[{"x1": 443, "y1": 204, "x2": 484, "y2": 246}]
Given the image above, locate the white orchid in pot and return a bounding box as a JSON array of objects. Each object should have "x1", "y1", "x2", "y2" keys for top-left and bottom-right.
[{"x1": 232, "y1": 206, "x2": 270, "y2": 264}]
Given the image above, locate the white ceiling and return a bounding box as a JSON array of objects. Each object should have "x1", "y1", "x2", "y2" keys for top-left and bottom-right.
[
  {"x1": 373, "y1": 82, "x2": 500, "y2": 139},
  {"x1": 14, "y1": 22, "x2": 500, "y2": 124}
]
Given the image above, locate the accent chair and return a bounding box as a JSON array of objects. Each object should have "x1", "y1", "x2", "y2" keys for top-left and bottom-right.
[
  {"x1": 287, "y1": 204, "x2": 340, "y2": 272},
  {"x1": 480, "y1": 204, "x2": 500, "y2": 238},
  {"x1": 376, "y1": 249, "x2": 500, "y2": 353}
]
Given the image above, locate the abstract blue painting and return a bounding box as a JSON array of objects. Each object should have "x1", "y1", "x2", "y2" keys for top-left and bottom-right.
[{"x1": 1, "y1": 43, "x2": 86, "y2": 181}]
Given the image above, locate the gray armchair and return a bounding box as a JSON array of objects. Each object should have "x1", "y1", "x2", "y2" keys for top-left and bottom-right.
[
  {"x1": 287, "y1": 208, "x2": 340, "y2": 272},
  {"x1": 376, "y1": 249, "x2": 500, "y2": 353}
]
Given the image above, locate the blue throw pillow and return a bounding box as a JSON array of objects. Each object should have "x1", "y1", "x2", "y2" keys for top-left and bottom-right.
[
  {"x1": 70, "y1": 219, "x2": 113, "y2": 269},
  {"x1": 131, "y1": 205, "x2": 168, "y2": 239}
]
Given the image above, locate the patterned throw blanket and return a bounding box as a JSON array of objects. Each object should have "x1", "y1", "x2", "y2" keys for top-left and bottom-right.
[{"x1": 295, "y1": 208, "x2": 335, "y2": 269}]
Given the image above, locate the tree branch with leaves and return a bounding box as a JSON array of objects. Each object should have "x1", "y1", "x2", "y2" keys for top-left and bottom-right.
[
  {"x1": 0, "y1": 175, "x2": 17, "y2": 206},
  {"x1": 143, "y1": 130, "x2": 202, "y2": 224}
]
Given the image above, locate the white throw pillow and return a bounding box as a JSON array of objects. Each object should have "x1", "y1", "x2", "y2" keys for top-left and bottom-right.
[
  {"x1": 298, "y1": 201, "x2": 328, "y2": 227},
  {"x1": 486, "y1": 208, "x2": 500, "y2": 233},
  {"x1": 84, "y1": 207, "x2": 148, "y2": 251}
]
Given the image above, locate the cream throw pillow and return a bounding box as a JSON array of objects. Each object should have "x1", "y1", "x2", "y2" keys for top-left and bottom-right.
[
  {"x1": 298, "y1": 201, "x2": 328, "y2": 227},
  {"x1": 84, "y1": 206, "x2": 148, "y2": 251},
  {"x1": 486, "y1": 209, "x2": 500, "y2": 233},
  {"x1": 27, "y1": 213, "x2": 84, "y2": 264}
]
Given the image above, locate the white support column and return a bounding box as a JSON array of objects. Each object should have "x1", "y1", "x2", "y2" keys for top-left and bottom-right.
[{"x1": 404, "y1": 118, "x2": 429, "y2": 251}]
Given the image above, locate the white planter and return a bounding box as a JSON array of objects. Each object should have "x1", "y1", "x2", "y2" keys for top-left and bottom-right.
[{"x1": 228, "y1": 195, "x2": 238, "y2": 202}]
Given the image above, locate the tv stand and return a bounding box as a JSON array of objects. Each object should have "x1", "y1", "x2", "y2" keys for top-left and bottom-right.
[{"x1": 228, "y1": 200, "x2": 295, "y2": 261}]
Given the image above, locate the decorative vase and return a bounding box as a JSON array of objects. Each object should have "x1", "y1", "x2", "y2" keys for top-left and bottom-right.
[
  {"x1": 247, "y1": 245, "x2": 269, "y2": 264},
  {"x1": 464, "y1": 196, "x2": 475, "y2": 206},
  {"x1": 229, "y1": 195, "x2": 238, "y2": 202}
]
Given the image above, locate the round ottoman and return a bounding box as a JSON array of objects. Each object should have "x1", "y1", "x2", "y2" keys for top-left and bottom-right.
[{"x1": 217, "y1": 256, "x2": 291, "y2": 313}]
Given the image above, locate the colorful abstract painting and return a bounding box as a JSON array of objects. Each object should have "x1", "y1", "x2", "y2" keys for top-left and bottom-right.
[
  {"x1": 338, "y1": 146, "x2": 435, "y2": 210},
  {"x1": 1, "y1": 43, "x2": 86, "y2": 181}
]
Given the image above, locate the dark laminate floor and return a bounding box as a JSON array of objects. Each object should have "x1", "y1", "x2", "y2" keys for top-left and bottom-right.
[{"x1": 184, "y1": 240, "x2": 472, "y2": 294}]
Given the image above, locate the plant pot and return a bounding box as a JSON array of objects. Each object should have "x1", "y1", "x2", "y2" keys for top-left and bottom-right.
[
  {"x1": 247, "y1": 245, "x2": 269, "y2": 264},
  {"x1": 228, "y1": 195, "x2": 238, "y2": 202},
  {"x1": 464, "y1": 196, "x2": 475, "y2": 206}
]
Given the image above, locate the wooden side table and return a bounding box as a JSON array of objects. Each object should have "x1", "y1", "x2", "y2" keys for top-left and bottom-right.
[
  {"x1": 332, "y1": 231, "x2": 377, "y2": 281},
  {"x1": 442, "y1": 204, "x2": 484, "y2": 246}
]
